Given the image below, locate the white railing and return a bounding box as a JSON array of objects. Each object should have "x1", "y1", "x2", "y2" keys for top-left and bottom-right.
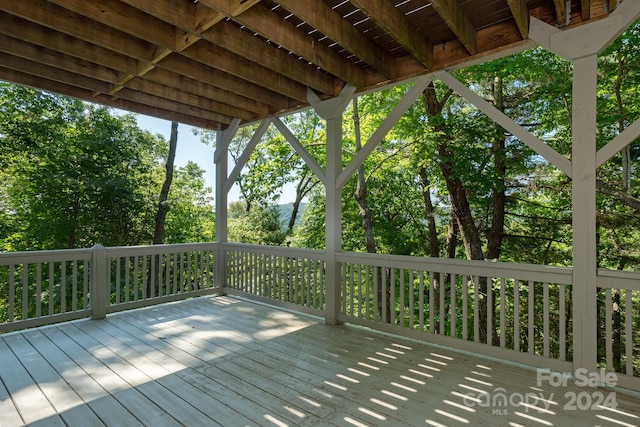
[
  {"x1": 0, "y1": 243, "x2": 219, "y2": 332},
  {"x1": 597, "y1": 269, "x2": 640, "y2": 391},
  {"x1": 1, "y1": 242, "x2": 638, "y2": 391},
  {"x1": 337, "y1": 252, "x2": 574, "y2": 371},
  {"x1": 223, "y1": 243, "x2": 326, "y2": 317},
  {"x1": 0, "y1": 248, "x2": 93, "y2": 332},
  {"x1": 104, "y1": 243, "x2": 218, "y2": 314}
]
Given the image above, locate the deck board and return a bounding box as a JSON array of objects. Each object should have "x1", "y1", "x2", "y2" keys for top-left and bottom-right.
[{"x1": 1, "y1": 295, "x2": 639, "y2": 427}]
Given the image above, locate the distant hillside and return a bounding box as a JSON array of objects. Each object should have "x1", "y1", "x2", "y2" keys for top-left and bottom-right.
[{"x1": 278, "y1": 202, "x2": 307, "y2": 231}]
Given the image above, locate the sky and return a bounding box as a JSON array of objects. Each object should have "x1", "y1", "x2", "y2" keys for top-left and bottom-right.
[{"x1": 135, "y1": 114, "x2": 298, "y2": 204}]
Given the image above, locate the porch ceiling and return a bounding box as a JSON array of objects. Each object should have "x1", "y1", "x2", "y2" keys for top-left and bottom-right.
[{"x1": 0, "y1": 1, "x2": 616, "y2": 130}]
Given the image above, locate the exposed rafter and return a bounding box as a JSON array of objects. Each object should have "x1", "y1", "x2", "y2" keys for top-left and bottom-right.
[
  {"x1": 349, "y1": 0, "x2": 433, "y2": 69},
  {"x1": 0, "y1": 0, "x2": 616, "y2": 130},
  {"x1": 271, "y1": 0, "x2": 400, "y2": 80},
  {"x1": 581, "y1": 0, "x2": 591, "y2": 21},
  {"x1": 507, "y1": 0, "x2": 530, "y2": 39},
  {"x1": 430, "y1": 0, "x2": 477, "y2": 56},
  {"x1": 553, "y1": 0, "x2": 569, "y2": 25}
]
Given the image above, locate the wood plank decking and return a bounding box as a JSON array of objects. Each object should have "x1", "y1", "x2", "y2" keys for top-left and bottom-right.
[{"x1": 0, "y1": 296, "x2": 638, "y2": 427}]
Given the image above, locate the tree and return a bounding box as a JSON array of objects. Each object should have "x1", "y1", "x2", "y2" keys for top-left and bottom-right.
[
  {"x1": 227, "y1": 201, "x2": 285, "y2": 245},
  {"x1": 152, "y1": 121, "x2": 179, "y2": 245}
]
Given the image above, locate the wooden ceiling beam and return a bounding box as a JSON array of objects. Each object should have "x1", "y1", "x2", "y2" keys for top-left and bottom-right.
[
  {"x1": 0, "y1": 15, "x2": 144, "y2": 78},
  {"x1": 0, "y1": 0, "x2": 306, "y2": 105},
  {"x1": 201, "y1": 21, "x2": 337, "y2": 96},
  {"x1": 507, "y1": 0, "x2": 530, "y2": 39},
  {"x1": 0, "y1": 52, "x2": 232, "y2": 125},
  {"x1": 272, "y1": 0, "x2": 399, "y2": 80},
  {"x1": 155, "y1": 55, "x2": 296, "y2": 112},
  {"x1": 553, "y1": 0, "x2": 569, "y2": 25},
  {"x1": 198, "y1": 0, "x2": 368, "y2": 90},
  {"x1": 430, "y1": 0, "x2": 477, "y2": 55},
  {"x1": 143, "y1": 68, "x2": 272, "y2": 117},
  {"x1": 122, "y1": 78, "x2": 257, "y2": 122},
  {"x1": 0, "y1": 52, "x2": 111, "y2": 94},
  {"x1": 0, "y1": 0, "x2": 160, "y2": 63},
  {"x1": 581, "y1": 0, "x2": 592, "y2": 21},
  {"x1": 348, "y1": 0, "x2": 433, "y2": 69},
  {"x1": 47, "y1": 0, "x2": 176, "y2": 49},
  {"x1": 182, "y1": 41, "x2": 308, "y2": 103},
  {"x1": 0, "y1": 15, "x2": 266, "y2": 119},
  {"x1": 0, "y1": 34, "x2": 119, "y2": 86},
  {"x1": 0, "y1": 66, "x2": 226, "y2": 129},
  {"x1": 34, "y1": 0, "x2": 308, "y2": 104}
]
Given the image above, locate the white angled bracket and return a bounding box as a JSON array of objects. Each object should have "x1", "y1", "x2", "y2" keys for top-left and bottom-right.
[
  {"x1": 307, "y1": 84, "x2": 357, "y2": 120},
  {"x1": 337, "y1": 75, "x2": 434, "y2": 188},
  {"x1": 530, "y1": 1, "x2": 640, "y2": 60},
  {"x1": 214, "y1": 118, "x2": 241, "y2": 165},
  {"x1": 224, "y1": 118, "x2": 272, "y2": 194},
  {"x1": 272, "y1": 117, "x2": 327, "y2": 186},
  {"x1": 434, "y1": 70, "x2": 572, "y2": 177}
]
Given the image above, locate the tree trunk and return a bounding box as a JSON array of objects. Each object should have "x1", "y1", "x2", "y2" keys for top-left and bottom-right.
[
  {"x1": 615, "y1": 55, "x2": 631, "y2": 191},
  {"x1": 486, "y1": 76, "x2": 507, "y2": 261},
  {"x1": 422, "y1": 82, "x2": 498, "y2": 344},
  {"x1": 147, "y1": 121, "x2": 178, "y2": 298},
  {"x1": 352, "y1": 99, "x2": 390, "y2": 322},
  {"x1": 287, "y1": 169, "x2": 318, "y2": 234},
  {"x1": 446, "y1": 216, "x2": 459, "y2": 259},
  {"x1": 419, "y1": 167, "x2": 440, "y2": 258}
]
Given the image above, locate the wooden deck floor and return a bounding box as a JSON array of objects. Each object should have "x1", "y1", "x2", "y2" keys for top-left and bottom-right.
[{"x1": 1, "y1": 296, "x2": 638, "y2": 427}]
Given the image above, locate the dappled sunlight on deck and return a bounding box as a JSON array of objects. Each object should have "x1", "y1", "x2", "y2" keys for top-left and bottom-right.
[{"x1": 1, "y1": 296, "x2": 639, "y2": 426}]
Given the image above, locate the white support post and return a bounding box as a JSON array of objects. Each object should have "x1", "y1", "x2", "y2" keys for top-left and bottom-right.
[
  {"x1": 90, "y1": 244, "x2": 108, "y2": 320},
  {"x1": 529, "y1": 5, "x2": 640, "y2": 374},
  {"x1": 215, "y1": 119, "x2": 240, "y2": 296},
  {"x1": 571, "y1": 54, "x2": 598, "y2": 373},
  {"x1": 325, "y1": 115, "x2": 343, "y2": 325},
  {"x1": 308, "y1": 86, "x2": 354, "y2": 325}
]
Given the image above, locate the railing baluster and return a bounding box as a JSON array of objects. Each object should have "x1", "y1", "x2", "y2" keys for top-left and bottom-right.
[
  {"x1": 559, "y1": 283, "x2": 566, "y2": 361},
  {"x1": 528, "y1": 280, "x2": 534, "y2": 354},
  {"x1": 48, "y1": 262, "x2": 54, "y2": 316},
  {"x1": 462, "y1": 274, "x2": 468, "y2": 340},
  {"x1": 36, "y1": 263, "x2": 42, "y2": 318},
  {"x1": 487, "y1": 276, "x2": 493, "y2": 345},
  {"x1": 543, "y1": 282, "x2": 550, "y2": 357},
  {"x1": 500, "y1": 278, "x2": 506, "y2": 348},
  {"x1": 72, "y1": 261, "x2": 78, "y2": 311},
  {"x1": 8, "y1": 265, "x2": 15, "y2": 322},
  {"x1": 125, "y1": 257, "x2": 130, "y2": 303},
  {"x1": 83, "y1": 259, "x2": 89, "y2": 309},
  {"x1": 439, "y1": 272, "x2": 445, "y2": 335},
  {"x1": 61, "y1": 261, "x2": 66, "y2": 314},
  {"x1": 115, "y1": 257, "x2": 121, "y2": 304},
  {"x1": 419, "y1": 271, "x2": 425, "y2": 331},
  {"x1": 514, "y1": 279, "x2": 520, "y2": 352},
  {"x1": 450, "y1": 273, "x2": 457, "y2": 338},
  {"x1": 473, "y1": 275, "x2": 479, "y2": 343},
  {"x1": 409, "y1": 270, "x2": 415, "y2": 329},
  {"x1": 605, "y1": 287, "x2": 612, "y2": 370},
  {"x1": 429, "y1": 271, "x2": 435, "y2": 334},
  {"x1": 22, "y1": 264, "x2": 28, "y2": 320},
  {"x1": 626, "y1": 289, "x2": 633, "y2": 375}
]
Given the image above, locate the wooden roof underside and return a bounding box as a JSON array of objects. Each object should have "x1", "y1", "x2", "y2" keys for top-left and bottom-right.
[{"x1": 0, "y1": 0, "x2": 618, "y2": 130}]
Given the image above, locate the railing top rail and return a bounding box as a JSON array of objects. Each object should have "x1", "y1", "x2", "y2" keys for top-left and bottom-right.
[
  {"x1": 0, "y1": 248, "x2": 93, "y2": 265},
  {"x1": 221, "y1": 242, "x2": 326, "y2": 260},
  {"x1": 597, "y1": 268, "x2": 640, "y2": 291},
  {"x1": 104, "y1": 242, "x2": 219, "y2": 257},
  {"x1": 338, "y1": 251, "x2": 573, "y2": 284}
]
